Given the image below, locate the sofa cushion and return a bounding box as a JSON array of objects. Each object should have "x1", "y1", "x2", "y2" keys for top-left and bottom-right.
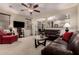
[
  {"x1": 41, "y1": 42, "x2": 73, "y2": 55},
  {"x1": 68, "y1": 33, "x2": 79, "y2": 54},
  {"x1": 54, "y1": 37, "x2": 67, "y2": 46},
  {"x1": 2, "y1": 35, "x2": 18, "y2": 44},
  {"x1": 62, "y1": 32, "x2": 73, "y2": 42},
  {"x1": 68, "y1": 33, "x2": 77, "y2": 44}
]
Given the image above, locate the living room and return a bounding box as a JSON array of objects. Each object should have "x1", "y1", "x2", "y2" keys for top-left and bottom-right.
[{"x1": 0, "y1": 3, "x2": 79, "y2": 55}]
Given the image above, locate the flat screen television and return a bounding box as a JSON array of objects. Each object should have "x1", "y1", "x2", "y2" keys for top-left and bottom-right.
[{"x1": 13, "y1": 21, "x2": 25, "y2": 28}]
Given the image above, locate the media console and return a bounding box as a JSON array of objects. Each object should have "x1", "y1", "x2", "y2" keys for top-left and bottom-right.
[
  {"x1": 13, "y1": 21, "x2": 25, "y2": 38},
  {"x1": 44, "y1": 28, "x2": 61, "y2": 41}
]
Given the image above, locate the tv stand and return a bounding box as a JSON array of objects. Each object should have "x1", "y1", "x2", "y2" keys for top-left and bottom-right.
[{"x1": 17, "y1": 28, "x2": 24, "y2": 38}]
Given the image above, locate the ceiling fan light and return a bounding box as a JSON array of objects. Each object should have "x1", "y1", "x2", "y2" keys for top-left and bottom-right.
[{"x1": 28, "y1": 9, "x2": 33, "y2": 12}]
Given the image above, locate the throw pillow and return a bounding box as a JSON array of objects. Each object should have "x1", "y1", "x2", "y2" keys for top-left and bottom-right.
[{"x1": 62, "y1": 32, "x2": 73, "y2": 42}]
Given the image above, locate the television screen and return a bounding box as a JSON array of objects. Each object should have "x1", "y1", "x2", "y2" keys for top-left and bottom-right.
[{"x1": 13, "y1": 21, "x2": 25, "y2": 28}]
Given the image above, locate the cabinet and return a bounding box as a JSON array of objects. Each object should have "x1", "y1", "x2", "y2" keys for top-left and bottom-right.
[
  {"x1": 17, "y1": 28, "x2": 24, "y2": 38},
  {"x1": 44, "y1": 28, "x2": 60, "y2": 41}
]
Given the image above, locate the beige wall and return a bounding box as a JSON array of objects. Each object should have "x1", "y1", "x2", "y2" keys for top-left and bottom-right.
[
  {"x1": 10, "y1": 14, "x2": 31, "y2": 37},
  {"x1": 0, "y1": 4, "x2": 78, "y2": 36},
  {"x1": 57, "y1": 6, "x2": 78, "y2": 34},
  {"x1": 32, "y1": 5, "x2": 78, "y2": 35},
  {"x1": 0, "y1": 9, "x2": 31, "y2": 37},
  {"x1": 77, "y1": 4, "x2": 79, "y2": 31}
]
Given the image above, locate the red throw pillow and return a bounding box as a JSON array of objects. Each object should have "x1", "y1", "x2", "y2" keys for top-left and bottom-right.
[{"x1": 62, "y1": 32, "x2": 73, "y2": 42}]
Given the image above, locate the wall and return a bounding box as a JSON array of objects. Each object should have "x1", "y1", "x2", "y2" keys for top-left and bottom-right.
[
  {"x1": 10, "y1": 14, "x2": 31, "y2": 37},
  {"x1": 32, "y1": 19, "x2": 38, "y2": 35},
  {"x1": 77, "y1": 4, "x2": 79, "y2": 31},
  {"x1": 0, "y1": 4, "x2": 78, "y2": 36},
  {"x1": 0, "y1": 9, "x2": 31, "y2": 37},
  {"x1": 55, "y1": 6, "x2": 78, "y2": 34},
  {"x1": 32, "y1": 5, "x2": 78, "y2": 35}
]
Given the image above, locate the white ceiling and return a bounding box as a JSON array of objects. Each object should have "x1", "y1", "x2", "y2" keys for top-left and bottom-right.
[{"x1": 0, "y1": 3, "x2": 78, "y2": 19}]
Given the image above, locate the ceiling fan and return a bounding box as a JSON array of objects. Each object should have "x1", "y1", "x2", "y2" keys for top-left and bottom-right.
[{"x1": 21, "y1": 3, "x2": 40, "y2": 14}]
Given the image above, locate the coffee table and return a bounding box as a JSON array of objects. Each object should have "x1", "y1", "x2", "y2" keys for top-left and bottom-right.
[{"x1": 35, "y1": 35, "x2": 47, "y2": 48}]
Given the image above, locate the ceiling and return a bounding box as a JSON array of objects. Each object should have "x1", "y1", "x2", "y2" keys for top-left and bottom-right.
[{"x1": 0, "y1": 3, "x2": 78, "y2": 19}]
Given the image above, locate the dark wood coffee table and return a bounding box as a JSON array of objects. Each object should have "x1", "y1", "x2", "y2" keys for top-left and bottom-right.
[{"x1": 35, "y1": 35, "x2": 47, "y2": 48}]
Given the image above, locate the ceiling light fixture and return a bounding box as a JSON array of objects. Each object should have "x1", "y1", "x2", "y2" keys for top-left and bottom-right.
[
  {"x1": 28, "y1": 9, "x2": 33, "y2": 12},
  {"x1": 21, "y1": 3, "x2": 40, "y2": 15}
]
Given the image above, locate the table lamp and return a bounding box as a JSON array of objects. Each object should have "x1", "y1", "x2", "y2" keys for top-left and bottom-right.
[{"x1": 63, "y1": 23, "x2": 70, "y2": 32}]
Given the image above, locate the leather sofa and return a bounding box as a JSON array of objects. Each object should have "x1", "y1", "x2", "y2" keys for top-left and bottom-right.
[
  {"x1": 41, "y1": 32, "x2": 79, "y2": 55},
  {"x1": 0, "y1": 28, "x2": 18, "y2": 44}
]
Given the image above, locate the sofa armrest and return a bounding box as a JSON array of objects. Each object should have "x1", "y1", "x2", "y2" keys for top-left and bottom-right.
[{"x1": 41, "y1": 42, "x2": 73, "y2": 55}]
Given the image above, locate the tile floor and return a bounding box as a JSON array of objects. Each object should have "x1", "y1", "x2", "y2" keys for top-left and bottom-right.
[{"x1": 0, "y1": 36, "x2": 51, "y2": 55}]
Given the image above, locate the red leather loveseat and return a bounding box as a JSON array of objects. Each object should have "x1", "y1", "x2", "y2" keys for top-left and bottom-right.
[{"x1": 0, "y1": 29, "x2": 18, "y2": 44}]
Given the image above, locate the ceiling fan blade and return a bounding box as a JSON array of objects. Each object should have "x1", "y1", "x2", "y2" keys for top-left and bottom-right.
[
  {"x1": 34, "y1": 10, "x2": 40, "y2": 13},
  {"x1": 21, "y1": 3, "x2": 28, "y2": 8},
  {"x1": 33, "y1": 4, "x2": 39, "y2": 8}
]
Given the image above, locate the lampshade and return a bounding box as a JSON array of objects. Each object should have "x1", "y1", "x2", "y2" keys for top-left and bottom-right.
[
  {"x1": 63, "y1": 23, "x2": 70, "y2": 28},
  {"x1": 28, "y1": 9, "x2": 33, "y2": 12}
]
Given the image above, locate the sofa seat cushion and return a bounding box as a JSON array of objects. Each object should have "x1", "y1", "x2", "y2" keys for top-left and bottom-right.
[
  {"x1": 62, "y1": 32, "x2": 73, "y2": 42},
  {"x1": 42, "y1": 42, "x2": 73, "y2": 55},
  {"x1": 54, "y1": 37, "x2": 67, "y2": 46},
  {"x1": 2, "y1": 35, "x2": 17, "y2": 44},
  {"x1": 3, "y1": 35, "x2": 17, "y2": 40}
]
